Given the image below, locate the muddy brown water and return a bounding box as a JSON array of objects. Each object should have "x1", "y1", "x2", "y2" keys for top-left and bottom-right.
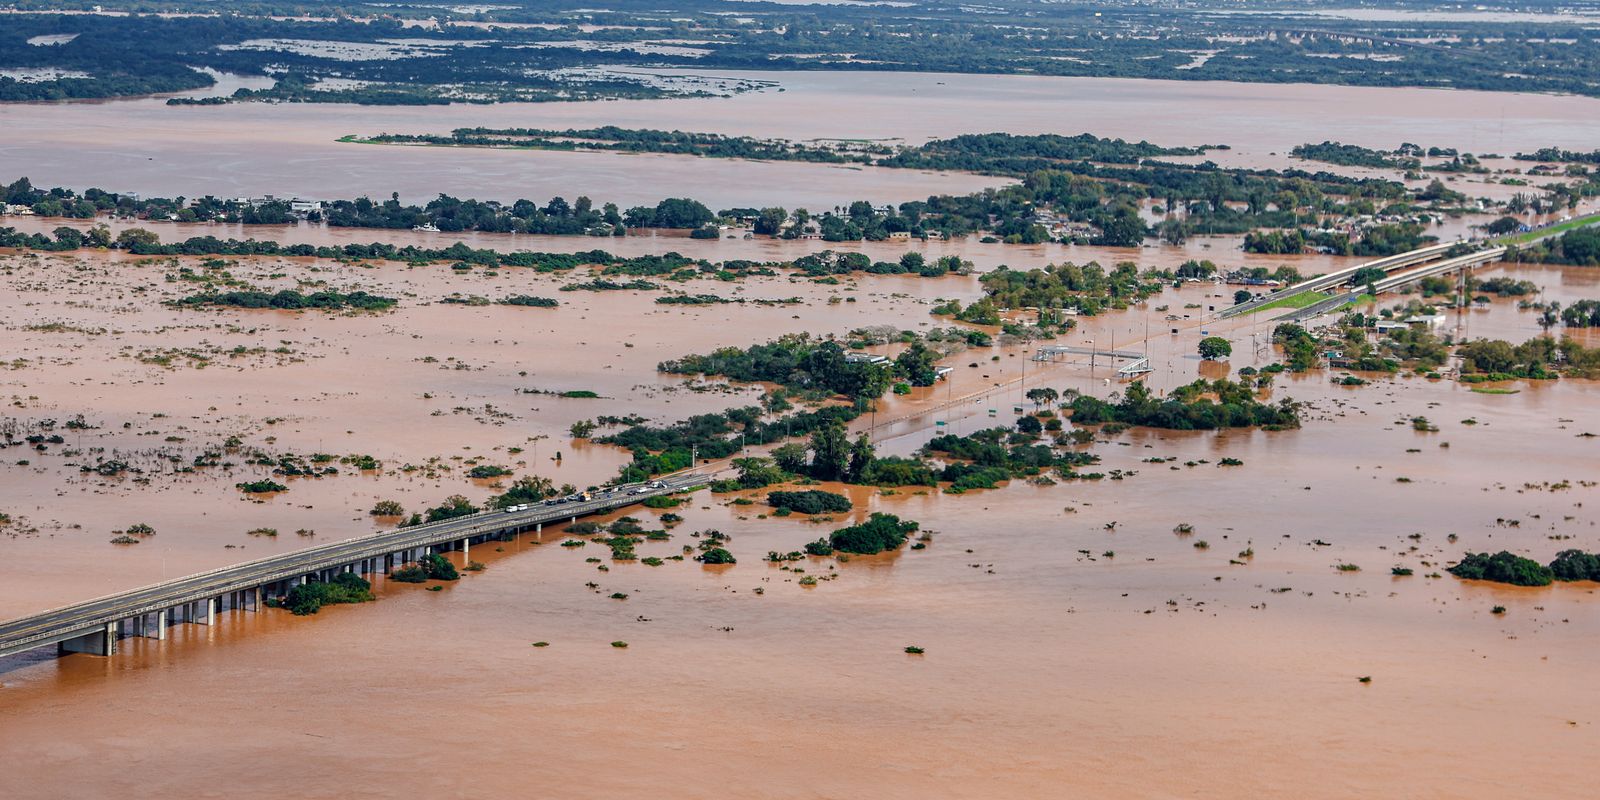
[
  {"x1": 4, "y1": 68, "x2": 1599, "y2": 208},
  {"x1": 1, "y1": 245, "x2": 1597, "y2": 797}
]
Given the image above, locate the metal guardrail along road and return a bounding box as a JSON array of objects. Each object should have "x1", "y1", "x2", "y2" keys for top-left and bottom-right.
[{"x1": 0, "y1": 474, "x2": 705, "y2": 659}]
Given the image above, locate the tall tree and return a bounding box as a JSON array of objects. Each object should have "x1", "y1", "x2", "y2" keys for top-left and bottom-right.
[
  {"x1": 847, "y1": 435, "x2": 875, "y2": 482},
  {"x1": 895, "y1": 341, "x2": 939, "y2": 386},
  {"x1": 809, "y1": 424, "x2": 850, "y2": 481}
]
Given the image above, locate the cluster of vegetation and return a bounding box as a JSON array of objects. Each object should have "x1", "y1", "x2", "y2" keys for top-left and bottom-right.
[
  {"x1": 766, "y1": 490, "x2": 852, "y2": 516},
  {"x1": 956, "y1": 261, "x2": 1164, "y2": 319},
  {"x1": 1512, "y1": 226, "x2": 1600, "y2": 267},
  {"x1": 1244, "y1": 221, "x2": 1437, "y2": 257},
  {"x1": 173, "y1": 289, "x2": 397, "y2": 312},
  {"x1": 923, "y1": 425, "x2": 1100, "y2": 489},
  {"x1": 598, "y1": 405, "x2": 867, "y2": 482},
  {"x1": 697, "y1": 547, "x2": 736, "y2": 565},
  {"x1": 277, "y1": 573, "x2": 374, "y2": 615},
  {"x1": 500, "y1": 295, "x2": 559, "y2": 308},
  {"x1": 235, "y1": 479, "x2": 287, "y2": 493},
  {"x1": 373, "y1": 128, "x2": 1212, "y2": 178},
  {"x1": 791, "y1": 250, "x2": 970, "y2": 277},
  {"x1": 1067, "y1": 380, "x2": 1300, "y2": 431},
  {"x1": 1290, "y1": 141, "x2": 1421, "y2": 171},
  {"x1": 1515, "y1": 148, "x2": 1600, "y2": 165},
  {"x1": 359, "y1": 125, "x2": 888, "y2": 164},
  {"x1": 1272, "y1": 323, "x2": 1322, "y2": 372},
  {"x1": 1554, "y1": 300, "x2": 1600, "y2": 328},
  {"x1": 1456, "y1": 335, "x2": 1600, "y2": 380},
  {"x1": 1449, "y1": 550, "x2": 1600, "y2": 587},
  {"x1": 828, "y1": 513, "x2": 921, "y2": 556},
  {"x1": 0, "y1": 217, "x2": 968, "y2": 286},
  {"x1": 390, "y1": 553, "x2": 461, "y2": 583},
  {"x1": 659, "y1": 335, "x2": 940, "y2": 402}
]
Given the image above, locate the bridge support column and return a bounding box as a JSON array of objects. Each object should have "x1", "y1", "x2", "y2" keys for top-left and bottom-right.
[
  {"x1": 58, "y1": 622, "x2": 118, "y2": 657},
  {"x1": 148, "y1": 610, "x2": 168, "y2": 640},
  {"x1": 535, "y1": 522, "x2": 542, "y2": 533},
  {"x1": 196, "y1": 597, "x2": 216, "y2": 625},
  {"x1": 460, "y1": 538, "x2": 469, "y2": 560}
]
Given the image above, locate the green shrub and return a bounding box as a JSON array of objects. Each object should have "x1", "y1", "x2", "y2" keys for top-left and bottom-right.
[
  {"x1": 1549, "y1": 549, "x2": 1600, "y2": 582},
  {"x1": 766, "y1": 490, "x2": 852, "y2": 515},
  {"x1": 699, "y1": 547, "x2": 736, "y2": 564},
  {"x1": 369, "y1": 500, "x2": 405, "y2": 516},
  {"x1": 1447, "y1": 551, "x2": 1552, "y2": 586},
  {"x1": 422, "y1": 553, "x2": 460, "y2": 581},
  {"x1": 283, "y1": 573, "x2": 373, "y2": 615},
  {"x1": 390, "y1": 565, "x2": 427, "y2": 583},
  {"x1": 236, "y1": 479, "x2": 287, "y2": 493},
  {"x1": 830, "y1": 513, "x2": 920, "y2": 555}
]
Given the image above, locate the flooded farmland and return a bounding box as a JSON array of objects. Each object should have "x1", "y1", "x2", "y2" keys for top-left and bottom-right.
[
  {"x1": 1, "y1": 242, "x2": 1597, "y2": 797},
  {"x1": 3, "y1": 69, "x2": 1600, "y2": 207},
  {"x1": 3, "y1": 58, "x2": 1600, "y2": 799}
]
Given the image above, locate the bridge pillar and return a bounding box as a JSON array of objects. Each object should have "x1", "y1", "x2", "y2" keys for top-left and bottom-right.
[
  {"x1": 460, "y1": 538, "x2": 469, "y2": 559},
  {"x1": 196, "y1": 597, "x2": 216, "y2": 625},
  {"x1": 149, "y1": 610, "x2": 168, "y2": 640},
  {"x1": 535, "y1": 522, "x2": 542, "y2": 533},
  {"x1": 58, "y1": 622, "x2": 118, "y2": 657}
]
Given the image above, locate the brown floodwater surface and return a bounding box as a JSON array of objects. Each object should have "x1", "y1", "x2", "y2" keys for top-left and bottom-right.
[
  {"x1": 4, "y1": 69, "x2": 1599, "y2": 207},
  {"x1": 1, "y1": 245, "x2": 1597, "y2": 797}
]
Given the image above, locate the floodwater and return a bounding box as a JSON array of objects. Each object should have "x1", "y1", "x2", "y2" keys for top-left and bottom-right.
[
  {"x1": 1, "y1": 246, "x2": 1598, "y2": 797},
  {"x1": 0, "y1": 212, "x2": 1364, "y2": 275},
  {"x1": 3, "y1": 69, "x2": 1599, "y2": 207},
  {"x1": 4, "y1": 66, "x2": 1600, "y2": 796}
]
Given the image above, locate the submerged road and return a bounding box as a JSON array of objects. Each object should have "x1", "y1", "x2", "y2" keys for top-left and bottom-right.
[{"x1": 0, "y1": 473, "x2": 705, "y2": 659}]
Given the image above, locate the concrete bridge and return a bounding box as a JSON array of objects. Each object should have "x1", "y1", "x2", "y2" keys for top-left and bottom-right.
[
  {"x1": 1218, "y1": 241, "x2": 1461, "y2": 318},
  {"x1": 0, "y1": 474, "x2": 704, "y2": 660},
  {"x1": 1271, "y1": 246, "x2": 1509, "y2": 324},
  {"x1": 1222, "y1": 213, "x2": 1600, "y2": 321}
]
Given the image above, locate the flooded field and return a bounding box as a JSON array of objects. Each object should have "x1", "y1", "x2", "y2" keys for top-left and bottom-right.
[
  {"x1": 3, "y1": 60, "x2": 1600, "y2": 798},
  {"x1": 1, "y1": 244, "x2": 1597, "y2": 797},
  {"x1": 3, "y1": 69, "x2": 1598, "y2": 208}
]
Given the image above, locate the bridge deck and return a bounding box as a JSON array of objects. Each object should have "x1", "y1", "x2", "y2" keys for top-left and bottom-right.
[
  {"x1": 1033, "y1": 346, "x2": 1145, "y2": 360},
  {"x1": 1218, "y1": 241, "x2": 1458, "y2": 318},
  {"x1": 0, "y1": 474, "x2": 705, "y2": 658},
  {"x1": 1273, "y1": 247, "x2": 1510, "y2": 324}
]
